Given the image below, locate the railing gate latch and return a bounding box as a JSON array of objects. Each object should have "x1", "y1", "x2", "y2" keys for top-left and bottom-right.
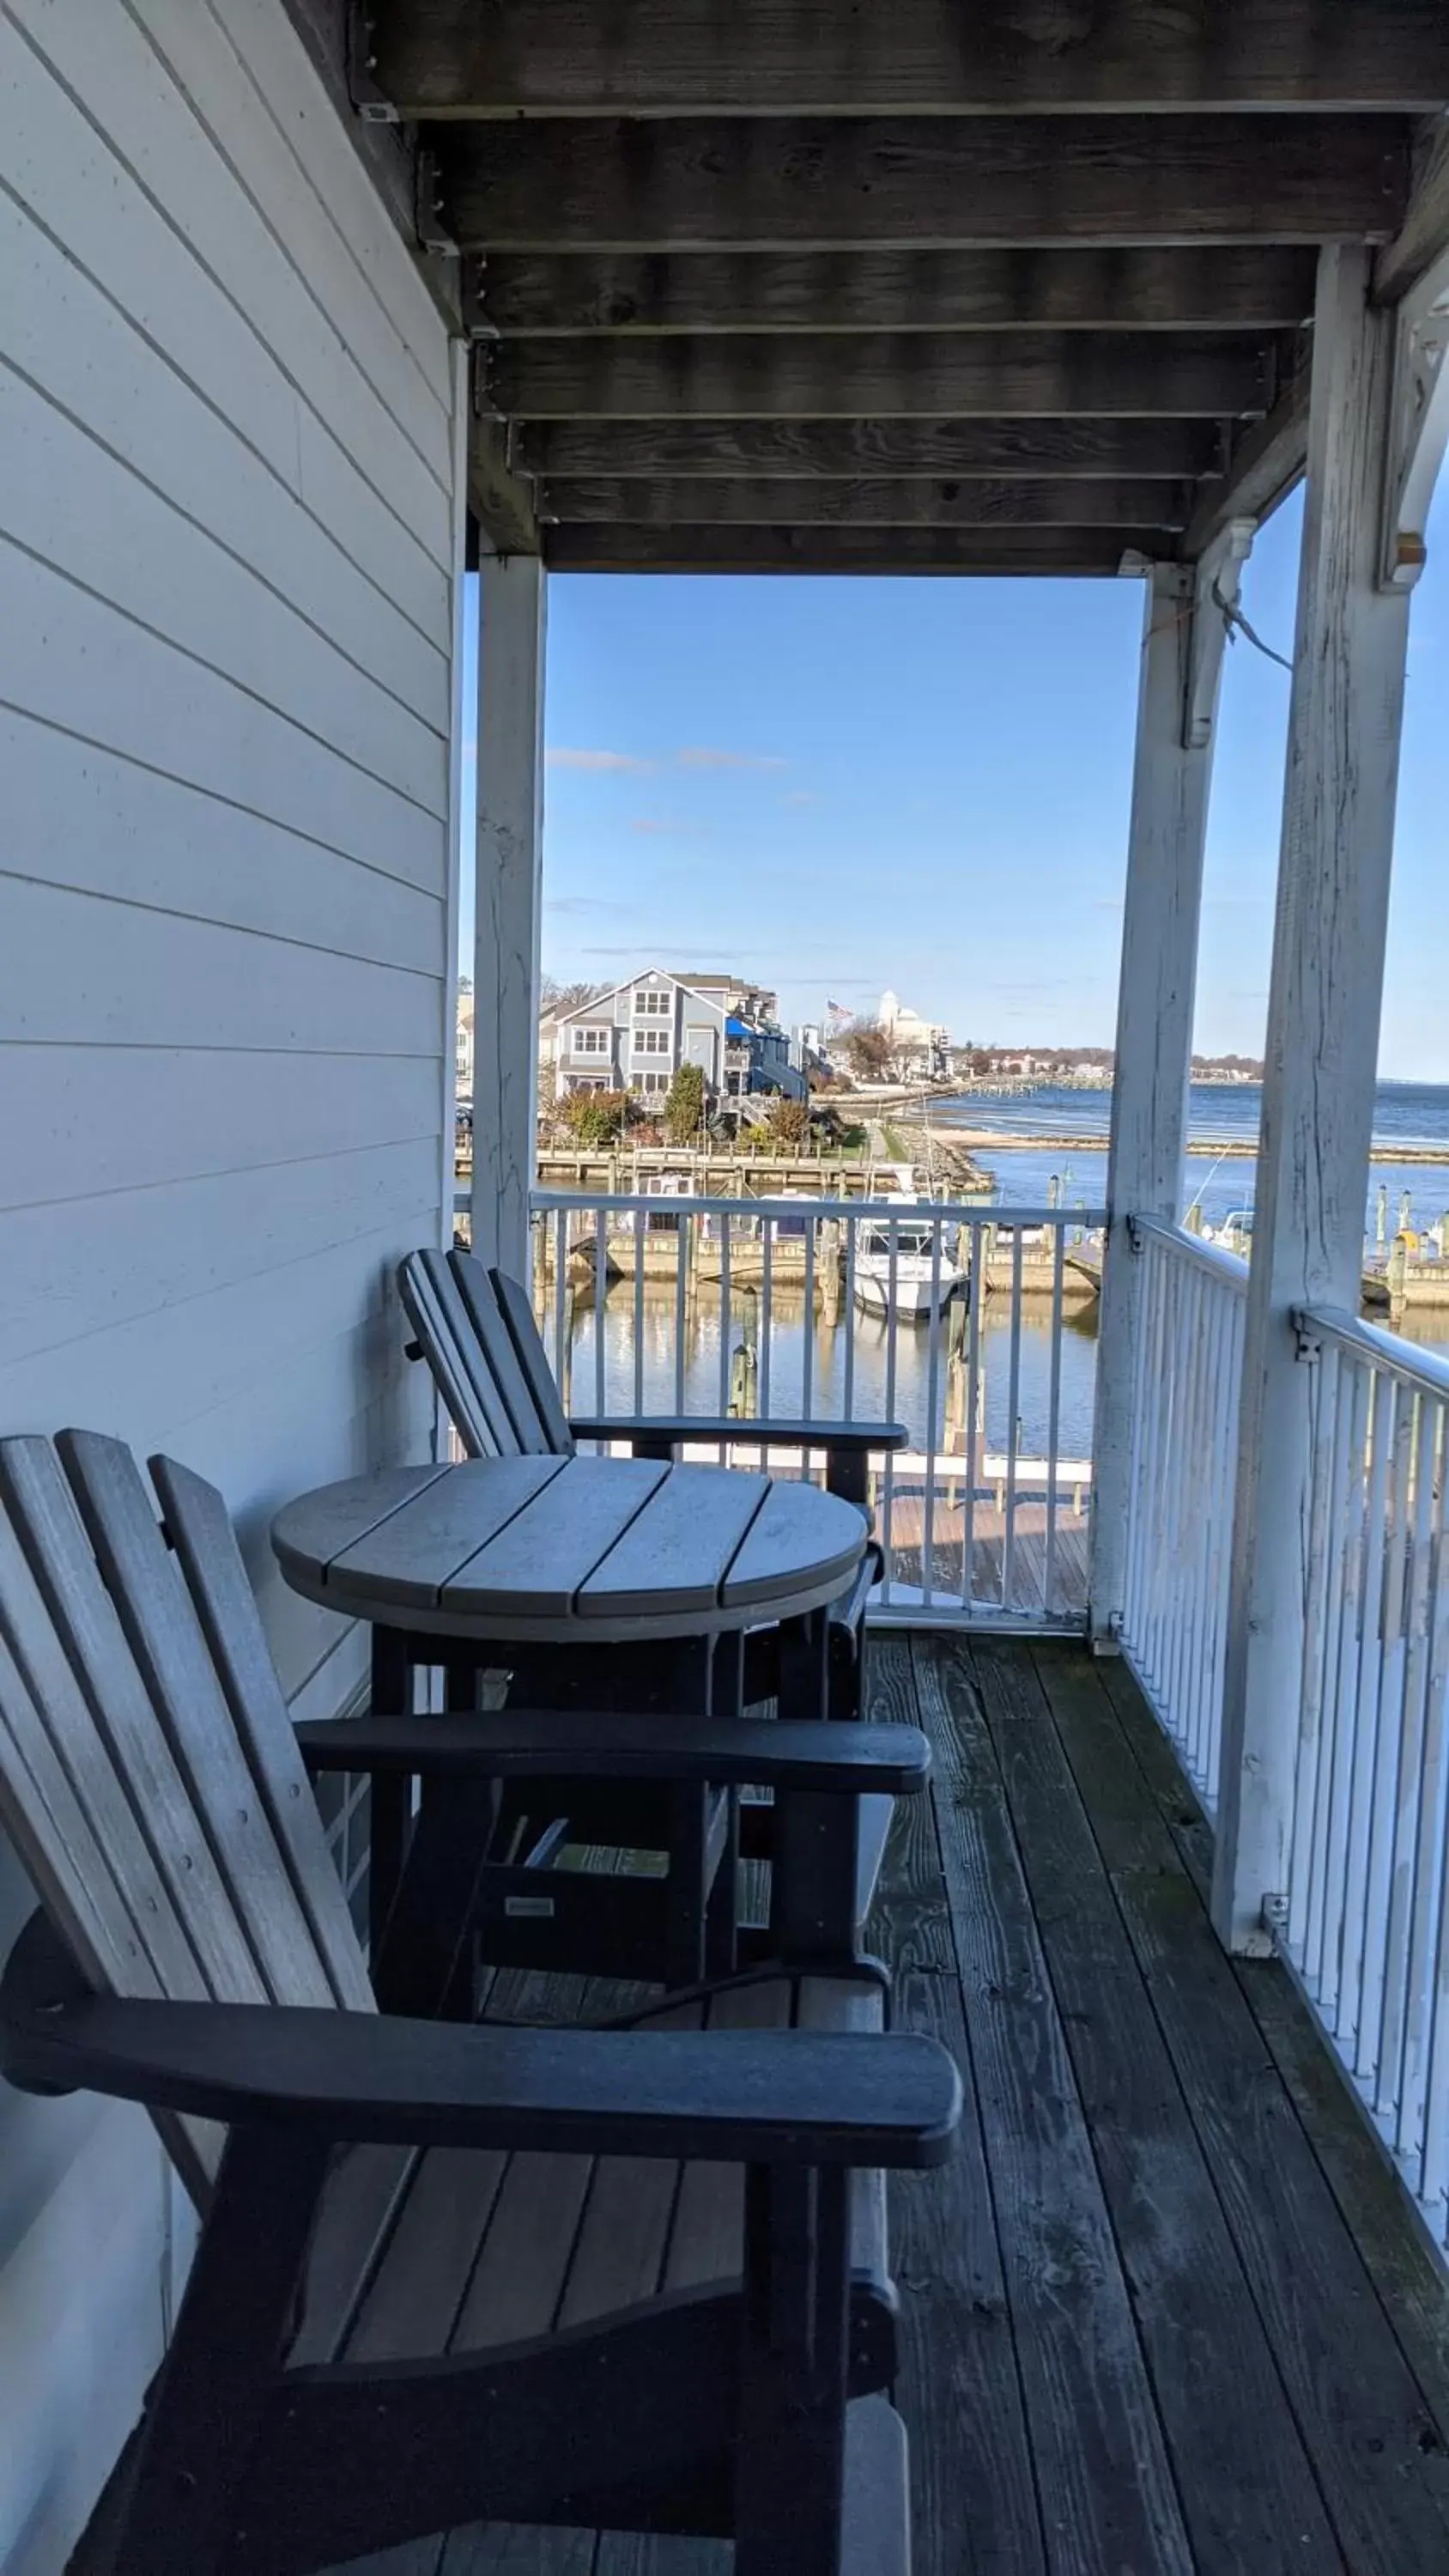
[{"x1": 1260, "y1": 1892, "x2": 1289, "y2": 1946}]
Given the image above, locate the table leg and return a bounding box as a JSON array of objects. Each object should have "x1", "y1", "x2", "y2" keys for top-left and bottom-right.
[
  {"x1": 367, "y1": 1625, "x2": 410, "y2": 1970},
  {"x1": 372, "y1": 1649, "x2": 497, "y2": 2020},
  {"x1": 772, "y1": 1607, "x2": 859, "y2": 1965}
]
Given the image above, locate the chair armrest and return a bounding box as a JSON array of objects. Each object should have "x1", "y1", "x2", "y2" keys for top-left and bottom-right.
[
  {"x1": 294, "y1": 1711, "x2": 930, "y2": 1795},
  {"x1": 2, "y1": 1918, "x2": 959, "y2": 2169},
  {"x1": 569, "y1": 1415, "x2": 907, "y2": 1454}
]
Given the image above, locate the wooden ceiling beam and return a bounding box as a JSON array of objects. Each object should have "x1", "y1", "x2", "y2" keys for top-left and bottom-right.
[
  {"x1": 378, "y1": 4, "x2": 1449, "y2": 118},
  {"x1": 542, "y1": 524, "x2": 1154, "y2": 573},
  {"x1": 1374, "y1": 114, "x2": 1449, "y2": 303},
  {"x1": 488, "y1": 331, "x2": 1271, "y2": 420},
  {"x1": 514, "y1": 417, "x2": 1222, "y2": 479},
  {"x1": 441, "y1": 115, "x2": 1410, "y2": 252},
  {"x1": 541, "y1": 476, "x2": 1192, "y2": 528},
  {"x1": 467, "y1": 412, "x2": 540, "y2": 556},
  {"x1": 1179, "y1": 343, "x2": 1312, "y2": 557},
  {"x1": 476, "y1": 246, "x2": 1319, "y2": 337}
]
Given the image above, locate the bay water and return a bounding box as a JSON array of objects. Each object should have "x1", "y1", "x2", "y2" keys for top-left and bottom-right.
[{"x1": 566, "y1": 1082, "x2": 1449, "y2": 1473}]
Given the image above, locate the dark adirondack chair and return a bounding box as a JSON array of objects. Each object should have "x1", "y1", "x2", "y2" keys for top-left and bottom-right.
[
  {"x1": 399, "y1": 1245, "x2": 902, "y2": 1969},
  {"x1": 0, "y1": 1431, "x2": 956, "y2": 2576}
]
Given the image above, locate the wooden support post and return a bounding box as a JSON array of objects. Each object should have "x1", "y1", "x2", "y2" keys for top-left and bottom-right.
[
  {"x1": 1213, "y1": 247, "x2": 1413, "y2": 1954},
  {"x1": 1089, "y1": 534, "x2": 1247, "y2": 1642},
  {"x1": 471, "y1": 553, "x2": 547, "y2": 1279}
]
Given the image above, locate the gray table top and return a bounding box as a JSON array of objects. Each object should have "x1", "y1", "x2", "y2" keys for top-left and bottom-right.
[{"x1": 272, "y1": 1455, "x2": 868, "y2": 1643}]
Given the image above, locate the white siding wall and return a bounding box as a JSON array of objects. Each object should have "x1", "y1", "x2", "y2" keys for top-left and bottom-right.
[{"x1": 0, "y1": 3, "x2": 464, "y2": 2561}]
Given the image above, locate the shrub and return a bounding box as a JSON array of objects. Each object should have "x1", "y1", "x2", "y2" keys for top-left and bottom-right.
[{"x1": 663, "y1": 1061, "x2": 707, "y2": 1145}]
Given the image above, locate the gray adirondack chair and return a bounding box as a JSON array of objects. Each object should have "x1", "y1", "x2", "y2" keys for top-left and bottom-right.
[{"x1": 0, "y1": 1430, "x2": 955, "y2": 2576}]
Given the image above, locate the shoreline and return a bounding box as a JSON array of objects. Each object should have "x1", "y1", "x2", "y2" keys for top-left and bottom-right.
[{"x1": 950, "y1": 1127, "x2": 1449, "y2": 1166}]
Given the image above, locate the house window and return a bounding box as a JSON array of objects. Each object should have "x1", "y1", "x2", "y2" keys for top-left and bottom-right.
[
  {"x1": 632, "y1": 1028, "x2": 670, "y2": 1055},
  {"x1": 634, "y1": 987, "x2": 670, "y2": 1018},
  {"x1": 572, "y1": 1026, "x2": 609, "y2": 1054},
  {"x1": 632, "y1": 1069, "x2": 670, "y2": 1095}
]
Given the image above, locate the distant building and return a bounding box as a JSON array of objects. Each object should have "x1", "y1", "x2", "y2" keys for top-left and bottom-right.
[
  {"x1": 456, "y1": 991, "x2": 474, "y2": 1092},
  {"x1": 551, "y1": 967, "x2": 806, "y2": 1104},
  {"x1": 879, "y1": 989, "x2": 949, "y2": 1081}
]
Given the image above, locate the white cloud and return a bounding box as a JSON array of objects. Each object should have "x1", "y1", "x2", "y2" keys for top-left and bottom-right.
[
  {"x1": 546, "y1": 748, "x2": 656, "y2": 773},
  {"x1": 676, "y1": 747, "x2": 787, "y2": 772}
]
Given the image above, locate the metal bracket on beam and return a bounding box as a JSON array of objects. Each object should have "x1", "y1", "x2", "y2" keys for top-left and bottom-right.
[
  {"x1": 1290, "y1": 1307, "x2": 1323, "y2": 1364},
  {"x1": 1183, "y1": 518, "x2": 1257, "y2": 751},
  {"x1": 346, "y1": 3, "x2": 399, "y2": 122},
  {"x1": 415, "y1": 150, "x2": 458, "y2": 259},
  {"x1": 461, "y1": 258, "x2": 501, "y2": 342},
  {"x1": 1382, "y1": 246, "x2": 1449, "y2": 591}
]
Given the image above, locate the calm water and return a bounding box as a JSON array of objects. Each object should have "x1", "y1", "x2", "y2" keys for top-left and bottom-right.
[
  {"x1": 559, "y1": 1083, "x2": 1449, "y2": 1455},
  {"x1": 563, "y1": 1279, "x2": 1100, "y2": 1465},
  {"x1": 939, "y1": 1079, "x2": 1449, "y2": 1254}
]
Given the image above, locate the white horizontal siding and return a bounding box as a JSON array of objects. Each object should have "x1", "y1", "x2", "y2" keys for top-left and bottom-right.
[
  {"x1": 0, "y1": 199, "x2": 449, "y2": 729},
  {"x1": 0, "y1": 10, "x2": 449, "y2": 642},
  {"x1": 0, "y1": 360, "x2": 449, "y2": 811},
  {"x1": 0, "y1": 1047, "x2": 443, "y2": 1211},
  {"x1": 0, "y1": 3, "x2": 465, "y2": 2565},
  {"x1": 1, "y1": 544, "x2": 444, "y2": 889},
  {"x1": 3, "y1": 707, "x2": 441, "y2": 974}
]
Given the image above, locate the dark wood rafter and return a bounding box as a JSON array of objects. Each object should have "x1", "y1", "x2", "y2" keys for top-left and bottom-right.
[
  {"x1": 513, "y1": 417, "x2": 1225, "y2": 480},
  {"x1": 1374, "y1": 112, "x2": 1449, "y2": 303},
  {"x1": 376, "y1": 3, "x2": 1448, "y2": 570},
  {"x1": 488, "y1": 332, "x2": 1271, "y2": 421},
  {"x1": 542, "y1": 526, "x2": 1152, "y2": 574},
  {"x1": 441, "y1": 117, "x2": 1410, "y2": 253},
  {"x1": 541, "y1": 477, "x2": 1192, "y2": 529},
  {"x1": 468, "y1": 408, "x2": 541, "y2": 556},
  {"x1": 476, "y1": 247, "x2": 1320, "y2": 337},
  {"x1": 1179, "y1": 342, "x2": 1313, "y2": 558},
  {"x1": 375, "y1": 3, "x2": 1449, "y2": 118}
]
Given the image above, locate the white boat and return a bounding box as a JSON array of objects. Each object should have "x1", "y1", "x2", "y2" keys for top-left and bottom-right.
[{"x1": 852, "y1": 1216, "x2": 967, "y2": 1321}]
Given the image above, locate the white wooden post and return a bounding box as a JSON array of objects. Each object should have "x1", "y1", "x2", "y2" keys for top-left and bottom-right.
[
  {"x1": 1213, "y1": 246, "x2": 1413, "y2": 1953},
  {"x1": 471, "y1": 552, "x2": 547, "y2": 1279},
  {"x1": 1089, "y1": 540, "x2": 1247, "y2": 1642}
]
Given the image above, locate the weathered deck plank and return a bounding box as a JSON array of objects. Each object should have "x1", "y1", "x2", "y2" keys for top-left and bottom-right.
[
  {"x1": 865, "y1": 1636, "x2": 1046, "y2": 2576},
  {"x1": 981, "y1": 1638, "x2": 1343, "y2": 2572},
  {"x1": 316, "y1": 1633, "x2": 1449, "y2": 2576},
  {"x1": 1040, "y1": 1645, "x2": 1449, "y2": 2573},
  {"x1": 912, "y1": 1634, "x2": 1196, "y2": 2573}
]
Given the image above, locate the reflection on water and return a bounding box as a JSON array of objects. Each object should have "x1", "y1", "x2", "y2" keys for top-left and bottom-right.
[{"x1": 557, "y1": 1279, "x2": 1100, "y2": 1462}]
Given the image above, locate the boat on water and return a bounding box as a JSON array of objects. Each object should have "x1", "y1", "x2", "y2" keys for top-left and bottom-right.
[{"x1": 853, "y1": 1214, "x2": 967, "y2": 1321}]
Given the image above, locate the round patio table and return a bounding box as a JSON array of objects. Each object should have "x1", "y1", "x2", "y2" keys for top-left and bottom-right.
[
  {"x1": 272, "y1": 1450, "x2": 868, "y2": 1655},
  {"x1": 272, "y1": 1453, "x2": 871, "y2": 1988}
]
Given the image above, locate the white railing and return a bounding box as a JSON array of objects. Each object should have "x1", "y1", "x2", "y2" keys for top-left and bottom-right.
[
  {"x1": 1120, "y1": 1218, "x2": 1248, "y2": 1809},
  {"x1": 1284, "y1": 1304, "x2": 1449, "y2": 2253},
  {"x1": 528, "y1": 1190, "x2": 1105, "y2": 1627}
]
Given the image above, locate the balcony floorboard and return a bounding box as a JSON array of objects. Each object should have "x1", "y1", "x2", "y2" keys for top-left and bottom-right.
[{"x1": 323, "y1": 1632, "x2": 1449, "y2": 2576}]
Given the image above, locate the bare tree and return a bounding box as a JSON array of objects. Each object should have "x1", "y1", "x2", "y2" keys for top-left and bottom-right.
[
  {"x1": 541, "y1": 975, "x2": 610, "y2": 1018},
  {"x1": 842, "y1": 1018, "x2": 895, "y2": 1083}
]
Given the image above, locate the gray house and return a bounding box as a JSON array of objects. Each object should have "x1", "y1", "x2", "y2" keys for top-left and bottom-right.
[{"x1": 553, "y1": 969, "x2": 806, "y2": 1103}]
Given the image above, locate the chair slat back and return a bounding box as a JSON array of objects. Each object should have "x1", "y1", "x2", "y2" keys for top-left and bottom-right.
[
  {"x1": 0, "y1": 1437, "x2": 273, "y2": 2009},
  {"x1": 148, "y1": 1452, "x2": 374, "y2": 2014},
  {"x1": 58, "y1": 1432, "x2": 343, "y2": 2014},
  {"x1": 399, "y1": 1250, "x2": 521, "y2": 1459},
  {"x1": 0, "y1": 1434, "x2": 377, "y2": 2200},
  {"x1": 484, "y1": 1266, "x2": 576, "y2": 1456},
  {"x1": 447, "y1": 1252, "x2": 559, "y2": 1456}
]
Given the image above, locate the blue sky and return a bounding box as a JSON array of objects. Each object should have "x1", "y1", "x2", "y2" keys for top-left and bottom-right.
[{"x1": 462, "y1": 477, "x2": 1449, "y2": 1077}]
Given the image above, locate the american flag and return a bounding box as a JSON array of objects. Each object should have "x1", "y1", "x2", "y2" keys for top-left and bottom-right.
[{"x1": 825, "y1": 999, "x2": 852, "y2": 1030}]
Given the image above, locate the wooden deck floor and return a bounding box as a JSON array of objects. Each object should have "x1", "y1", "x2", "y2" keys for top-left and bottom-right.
[{"x1": 329, "y1": 1635, "x2": 1449, "y2": 2576}]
